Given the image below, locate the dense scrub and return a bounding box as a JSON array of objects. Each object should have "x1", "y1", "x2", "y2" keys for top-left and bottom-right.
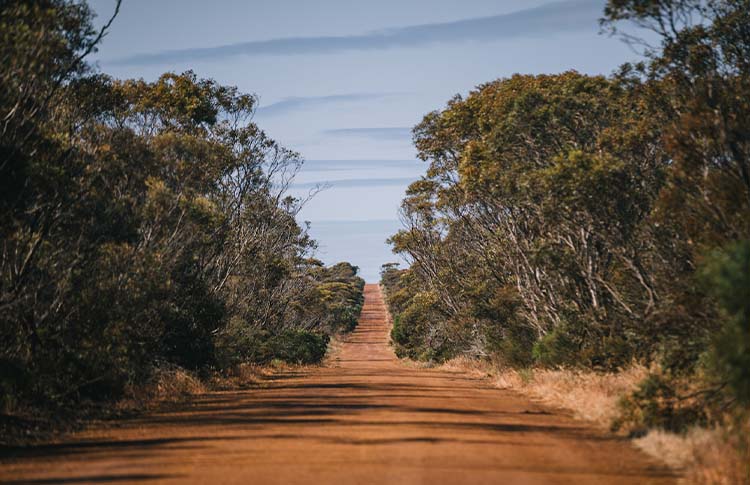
[
  {"x1": 383, "y1": 0, "x2": 749, "y2": 441},
  {"x1": 0, "y1": 0, "x2": 364, "y2": 417},
  {"x1": 216, "y1": 262, "x2": 365, "y2": 368}
]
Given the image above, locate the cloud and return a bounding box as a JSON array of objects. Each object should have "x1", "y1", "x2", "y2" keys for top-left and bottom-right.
[
  {"x1": 112, "y1": 0, "x2": 603, "y2": 65},
  {"x1": 256, "y1": 93, "x2": 400, "y2": 117},
  {"x1": 302, "y1": 159, "x2": 421, "y2": 172},
  {"x1": 291, "y1": 177, "x2": 417, "y2": 190},
  {"x1": 323, "y1": 127, "x2": 412, "y2": 141}
]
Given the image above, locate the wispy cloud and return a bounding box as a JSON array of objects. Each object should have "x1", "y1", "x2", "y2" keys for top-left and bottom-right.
[
  {"x1": 323, "y1": 127, "x2": 412, "y2": 141},
  {"x1": 292, "y1": 177, "x2": 416, "y2": 190},
  {"x1": 256, "y1": 93, "x2": 400, "y2": 117},
  {"x1": 302, "y1": 159, "x2": 421, "y2": 172},
  {"x1": 112, "y1": 0, "x2": 602, "y2": 65}
]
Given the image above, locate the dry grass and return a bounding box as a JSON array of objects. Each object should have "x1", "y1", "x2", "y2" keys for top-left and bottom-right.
[
  {"x1": 119, "y1": 365, "x2": 208, "y2": 412},
  {"x1": 121, "y1": 336, "x2": 345, "y2": 408},
  {"x1": 494, "y1": 364, "x2": 649, "y2": 427},
  {"x1": 635, "y1": 420, "x2": 749, "y2": 485},
  {"x1": 323, "y1": 334, "x2": 346, "y2": 367},
  {"x1": 437, "y1": 357, "x2": 750, "y2": 484},
  {"x1": 3, "y1": 343, "x2": 337, "y2": 446},
  {"x1": 440, "y1": 356, "x2": 647, "y2": 427},
  {"x1": 120, "y1": 361, "x2": 285, "y2": 410},
  {"x1": 207, "y1": 363, "x2": 276, "y2": 390}
]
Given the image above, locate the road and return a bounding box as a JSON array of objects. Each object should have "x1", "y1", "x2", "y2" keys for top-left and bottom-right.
[{"x1": 0, "y1": 284, "x2": 675, "y2": 484}]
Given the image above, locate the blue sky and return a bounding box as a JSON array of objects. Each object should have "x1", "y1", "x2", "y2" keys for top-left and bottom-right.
[{"x1": 89, "y1": 0, "x2": 642, "y2": 281}]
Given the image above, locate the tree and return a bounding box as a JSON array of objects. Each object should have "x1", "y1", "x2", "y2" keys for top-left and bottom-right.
[{"x1": 1, "y1": 1, "x2": 364, "y2": 412}]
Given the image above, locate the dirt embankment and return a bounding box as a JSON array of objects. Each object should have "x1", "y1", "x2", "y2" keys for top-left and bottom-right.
[{"x1": 0, "y1": 284, "x2": 676, "y2": 484}]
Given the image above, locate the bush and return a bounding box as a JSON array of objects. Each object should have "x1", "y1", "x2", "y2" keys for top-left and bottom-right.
[
  {"x1": 701, "y1": 241, "x2": 750, "y2": 406},
  {"x1": 390, "y1": 315, "x2": 411, "y2": 357},
  {"x1": 532, "y1": 327, "x2": 577, "y2": 367},
  {"x1": 614, "y1": 373, "x2": 707, "y2": 434},
  {"x1": 328, "y1": 306, "x2": 360, "y2": 333},
  {"x1": 0, "y1": 0, "x2": 370, "y2": 418},
  {"x1": 268, "y1": 330, "x2": 330, "y2": 365},
  {"x1": 299, "y1": 262, "x2": 365, "y2": 335},
  {"x1": 389, "y1": 290, "x2": 455, "y2": 361},
  {"x1": 486, "y1": 324, "x2": 536, "y2": 367},
  {"x1": 215, "y1": 322, "x2": 332, "y2": 367}
]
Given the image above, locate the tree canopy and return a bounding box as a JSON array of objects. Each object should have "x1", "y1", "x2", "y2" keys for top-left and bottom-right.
[
  {"x1": 0, "y1": 0, "x2": 364, "y2": 414},
  {"x1": 383, "y1": 0, "x2": 750, "y2": 430}
]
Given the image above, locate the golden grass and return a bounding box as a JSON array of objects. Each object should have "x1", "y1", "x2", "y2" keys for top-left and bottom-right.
[
  {"x1": 119, "y1": 365, "x2": 208, "y2": 412},
  {"x1": 122, "y1": 335, "x2": 344, "y2": 410},
  {"x1": 440, "y1": 357, "x2": 648, "y2": 426},
  {"x1": 492, "y1": 364, "x2": 649, "y2": 426},
  {"x1": 323, "y1": 334, "x2": 346, "y2": 367},
  {"x1": 207, "y1": 363, "x2": 275, "y2": 390},
  {"x1": 121, "y1": 361, "x2": 285, "y2": 410},
  {"x1": 437, "y1": 357, "x2": 749, "y2": 485},
  {"x1": 635, "y1": 419, "x2": 749, "y2": 485}
]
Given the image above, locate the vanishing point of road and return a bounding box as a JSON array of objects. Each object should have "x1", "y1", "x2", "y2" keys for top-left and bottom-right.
[{"x1": 0, "y1": 284, "x2": 675, "y2": 484}]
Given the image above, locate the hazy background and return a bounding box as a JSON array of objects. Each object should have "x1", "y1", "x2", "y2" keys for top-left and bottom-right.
[{"x1": 89, "y1": 0, "x2": 642, "y2": 281}]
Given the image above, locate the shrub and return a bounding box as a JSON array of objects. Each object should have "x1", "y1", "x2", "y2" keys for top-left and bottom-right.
[
  {"x1": 614, "y1": 373, "x2": 708, "y2": 434},
  {"x1": 389, "y1": 291, "x2": 455, "y2": 361},
  {"x1": 701, "y1": 241, "x2": 750, "y2": 406},
  {"x1": 532, "y1": 327, "x2": 577, "y2": 367},
  {"x1": 215, "y1": 324, "x2": 331, "y2": 367},
  {"x1": 486, "y1": 324, "x2": 536, "y2": 367},
  {"x1": 0, "y1": 0, "x2": 367, "y2": 414},
  {"x1": 269, "y1": 330, "x2": 330, "y2": 365}
]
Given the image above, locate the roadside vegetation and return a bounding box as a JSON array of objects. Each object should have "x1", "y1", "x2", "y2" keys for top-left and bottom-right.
[
  {"x1": 382, "y1": 1, "x2": 750, "y2": 482},
  {"x1": 0, "y1": 0, "x2": 364, "y2": 438}
]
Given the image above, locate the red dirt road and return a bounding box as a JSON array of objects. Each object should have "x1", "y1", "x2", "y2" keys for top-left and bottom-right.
[{"x1": 0, "y1": 284, "x2": 675, "y2": 484}]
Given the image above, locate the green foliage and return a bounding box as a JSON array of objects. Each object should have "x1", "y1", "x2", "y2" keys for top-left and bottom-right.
[
  {"x1": 532, "y1": 328, "x2": 577, "y2": 368},
  {"x1": 268, "y1": 331, "x2": 330, "y2": 365},
  {"x1": 485, "y1": 325, "x2": 536, "y2": 368},
  {"x1": 387, "y1": 70, "x2": 665, "y2": 367},
  {"x1": 614, "y1": 373, "x2": 708, "y2": 433},
  {"x1": 0, "y1": 1, "x2": 364, "y2": 415},
  {"x1": 216, "y1": 327, "x2": 329, "y2": 366},
  {"x1": 391, "y1": 292, "x2": 451, "y2": 361},
  {"x1": 296, "y1": 262, "x2": 366, "y2": 334},
  {"x1": 381, "y1": 266, "x2": 457, "y2": 362},
  {"x1": 213, "y1": 261, "x2": 364, "y2": 368},
  {"x1": 386, "y1": 0, "x2": 750, "y2": 432},
  {"x1": 701, "y1": 241, "x2": 750, "y2": 406}
]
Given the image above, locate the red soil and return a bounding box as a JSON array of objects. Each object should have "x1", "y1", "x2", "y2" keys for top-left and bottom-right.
[{"x1": 0, "y1": 284, "x2": 675, "y2": 484}]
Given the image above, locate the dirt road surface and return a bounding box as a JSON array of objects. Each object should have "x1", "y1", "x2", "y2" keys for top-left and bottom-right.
[{"x1": 0, "y1": 284, "x2": 675, "y2": 484}]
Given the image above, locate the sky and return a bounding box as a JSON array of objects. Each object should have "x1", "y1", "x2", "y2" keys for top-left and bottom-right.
[{"x1": 88, "y1": 0, "x2": 643, "y2": 281}]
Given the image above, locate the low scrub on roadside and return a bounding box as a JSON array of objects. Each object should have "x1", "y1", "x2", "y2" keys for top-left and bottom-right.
[
  {"x1": 436, "y1": 357, "x2": 749, "y2": 484},
  {"x1": 214, "y1": 262, "x2": 364, "y2": 368},
  {"x1": 216, "y1": 329, "x2": 330, "y2": 367},
  {"x1": 381, "y1": 2, "x2": 750, "y2": 483},
  {"x1": 0, "y1": 1, "x2": 364, "y2": 431}
]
